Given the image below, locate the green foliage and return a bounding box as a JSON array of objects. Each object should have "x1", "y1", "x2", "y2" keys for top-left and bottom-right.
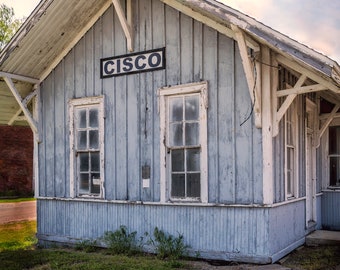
[
  {"x1": 0, "y1": 4, "x2": 25, "y2": 50},
  {"x1": 151, "y1": 227, "x2": 189, "y2": 260},
  {"x1": 102, "y1": 225, "x2": 143, "y2": 255},
  {"x1": 74, "y1": 239, "x2": 98, "y2": 253}
]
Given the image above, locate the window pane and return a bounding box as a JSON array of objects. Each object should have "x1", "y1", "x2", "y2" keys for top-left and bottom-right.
[
  {"x1": 185, "y1": 122, "x2": 199, "y2": 145},
  {"x1": 78, "y1": 110, "x2": 87, "y2": 128},
  {"x1": 187, "y1": 173, "x2": 200, "y2": 197},
  {"x1": 89, "y1": 109, "x2": 99, "y2": 128},
  {"x1": 79, "y1": 153, "x2": 89, "y2": 172},
  {"x1": 78, "y1": 131, "x2": 87, "y2": 150},
  {"x1": 330, "y1": 157, "x2": 340, "y2": 186},
  {"x1": 170, "y1": 123, "x2": 183, "y2": 146},
  {"x1": 79, "y1": 173, "x2": 89, "y2": 193},
  {"x1": 172, "y1": 149, "x2": 184, "y2": 172},
  {"x1": 91, "y1": 173, "x2": 101, "y2": 194},
  {"x1": 185, "y1": 96, "x2": 199, "y2": 121},
  {"x1": 287, "y1": 171, "x2": 292, "y2": 195},
  {"x1": 187, "y1": 149, "x2": 200, "y2": 171},
  {"x1": 89, "y1": 130, "x2": 99, "y2": 149},
  {"x1": 171, "y1": 173, "x2": 185, "y2": 197},
  {"x1": 91, "y1": 152, "x2": 100, "y2": 172},
  {"x1": 169, "y1": 97, "x2": 183, "y2": 122}
]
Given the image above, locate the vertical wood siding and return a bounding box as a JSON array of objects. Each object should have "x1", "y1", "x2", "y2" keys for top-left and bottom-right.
[
  {"x1": 322, "y1": 191, "x2": 340, "y2": 230},
  {"x1": 38, "y1": 0, "x2": 263, "y2": 204},
  {"x1": 38, "y1": 199, "x2": 270, "y2": 262}
]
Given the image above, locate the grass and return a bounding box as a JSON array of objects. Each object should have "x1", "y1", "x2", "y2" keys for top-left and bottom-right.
[
  {"x1": 0, "y1": 197, "x2": 36, "y2": 203},
  {"x1": 282, "y1": 245, "x2": 340, "y2": 270},
  {"x1": 0, "y1": 220, "x2": 37, "y2": 251}
]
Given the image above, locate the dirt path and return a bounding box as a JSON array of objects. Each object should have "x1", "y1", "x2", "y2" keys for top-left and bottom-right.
[{"x1": 0, "y1": 201, "x2": 36, "y2": 224}]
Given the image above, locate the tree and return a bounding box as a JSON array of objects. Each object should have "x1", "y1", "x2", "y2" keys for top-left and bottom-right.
[{"x1": 0, "y1": 4, "x2": 24, "y2": 50}]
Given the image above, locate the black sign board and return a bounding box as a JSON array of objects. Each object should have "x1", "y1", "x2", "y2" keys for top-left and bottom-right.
[{"x1": 100, "y1": 47, "x2": 165, "y2": 78}]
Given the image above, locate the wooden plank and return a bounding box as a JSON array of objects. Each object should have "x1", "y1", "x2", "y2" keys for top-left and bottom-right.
[
  {"x1": 102, "y1": 6, "x2": 115, "y2": 200},
  {"x1": 3, "y1": 77, "x2": 38, "y2": 134},
  {"x1": 140, "y1": 0, "x2": 153, "y2": 202},
  {"x1": 54, "y1": 61, "x2": 66, "y2": 197},
  {"x1": 85, "y1": 27, "x2": 94, "y2": 96},
  {"x1": 193, "y1": 20, "x2": 203, "y2": 81},
  {"x1": 234, "y1": 41, "x2": 253, "y2": 204},
  {"x1": 203, "y1": 25, "x2": 218, "y2": 202},
  {"x1": 231, "y1": 25, "x2": 261, "y2": 128},
  {"x1": 318, "y1": 104, "x2": 340, "y2": 141},
  {"x1": 74, "y1": 37, "x2": 86, "y2": 98},
  {"x1": 151, "y1": 0, "x2": 166, "y2": 201},
  {"x1": 64, "y1": 47, "x2": 75, "y2": 198},
  {"x1": 277, "y1": 84, "x2": 327, "y2": 97},
  {"x1": 112, "y1": 0, "x2": 133, "y2": 52},
  {"x1": 114, "y1": 0, "x2": 128, "y2": 200},
  {"x1": 217, "y1": 34, "x2": 235, "y2": 203},
  {"x1": 165, "y1": 5, "x2": 180, "y2": 85},
  {"x1": 43, "y1": 73, "x2": 55, "y2": 197},
  {"x1": 261, "y1": 46, "x2": 273, "y2": 205},
  {"x1": 180, "y1": 13, "x2": 194, "y2": 83},
  {"x1": 276, "y1": 54, "x2": 340, "y2": 94}
]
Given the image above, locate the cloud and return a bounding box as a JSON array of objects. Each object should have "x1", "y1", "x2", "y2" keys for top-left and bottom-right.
[{"x1": 219, "y1": 0, "x2": 340, "y2": 63}]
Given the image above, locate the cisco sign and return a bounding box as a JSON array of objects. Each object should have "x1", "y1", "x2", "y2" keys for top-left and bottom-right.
[{"x1": 100, "y1": 48, "x2": 165, "y2": 78}]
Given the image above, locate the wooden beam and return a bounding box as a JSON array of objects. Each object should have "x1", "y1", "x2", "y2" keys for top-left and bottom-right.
[
  {"x1": 272, "y1": 74, "x2": 306, "y2": 137},
  {"x1": 261, "y1": 46, "x2": 273, "y2": 205},
  {"x1": 276, "y1": 54, "x2": 340, "y2": 94},
  {"x1": 231, "y1": 24, "x2": 261, "y2": 127},
  {"x1": 112, "y1": 0, "x2": 133, "y2": 52},
  {"x1": 0, "y1": 71, "x2": 39, "y2": 84},
  {"x1": 3, "y1": 76, "x2": 38, "y2": 134},
  {"x1": 318, "y1": 104, "x2": 340, "y2": 140},
  {"x1": 8, "y1": 108, "x2": 24, "y2": 125},
  {"x1": 277, "y1": 83, "x2": 327, "y2": 97}
]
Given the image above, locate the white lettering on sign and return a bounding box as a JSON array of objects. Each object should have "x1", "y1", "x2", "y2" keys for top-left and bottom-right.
[{"x1": 100, "y1": 48, "x2": 165, "y2": 78}]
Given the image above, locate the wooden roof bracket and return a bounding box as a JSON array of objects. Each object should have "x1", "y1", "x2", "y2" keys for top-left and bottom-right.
[
  {"x1": 1, "y1": 72, "x2": 40, "y2": 138},
  {"x1": 315, "y1": 103, "x2": 340, "y2": 148},
  {"x1": 272, "y1": 74, "x2": 306, "y2": 137},
  {"x1": 112, "y1": 0, "x2": 133, "y2": 52},
  {"x1": 231, "y1": 25, "x2": 261, "y2": 127},
  {"x1": 272, "y1": 55, "x2": 340, "y2": 137}
]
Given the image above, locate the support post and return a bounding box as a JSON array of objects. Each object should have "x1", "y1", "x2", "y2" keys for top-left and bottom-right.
[{"x1": 261, "y1": 46, "x2": 273, "y2": 205}]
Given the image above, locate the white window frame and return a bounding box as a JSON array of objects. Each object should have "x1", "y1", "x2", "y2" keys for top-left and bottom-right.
[
  {"x1": 284, "y1": 100, "x2": 299, "y2": 199},
  {"x1": 69, "y1": 96, "x2": 105, "y2": 198},
  {"x1": 159, "y1": 81, "x2": 208, "y2": 203}
]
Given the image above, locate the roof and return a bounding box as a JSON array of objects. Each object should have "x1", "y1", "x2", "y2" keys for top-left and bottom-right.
[{"x1": 0, "y1": 0, "x2": 339, "y2": 126}]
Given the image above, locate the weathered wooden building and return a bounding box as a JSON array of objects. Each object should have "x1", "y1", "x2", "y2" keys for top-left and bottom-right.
[{"x1": 0, "y1": 0, "x2": 339, "y2": 264}]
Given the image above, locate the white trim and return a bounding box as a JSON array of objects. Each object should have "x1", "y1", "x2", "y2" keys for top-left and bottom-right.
[
  {"x1": 69, "y1": 96, "x2": 105, "y2": 199},
  {"x1": 159, "y1": 81, "x2": 208, "y2": 203},
  {"x1": 261, "y1": 46, "x2": 273, "y2": 204}
]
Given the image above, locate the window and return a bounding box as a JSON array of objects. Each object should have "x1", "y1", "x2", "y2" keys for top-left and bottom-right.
[
  {"x1": 69, "y1": 96, "x2": 104, "y2": 198},
  {"x1": 159, "y1": 81, "x2": 208, "y2": 203},
  {"x1": 285, "y1": 101, "x2": 298, "y2": 198},
  {"x1": 329, "y1": 126, "x2": 340, "y2": 187}
]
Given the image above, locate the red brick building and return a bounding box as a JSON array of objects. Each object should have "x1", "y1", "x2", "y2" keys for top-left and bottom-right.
[{"x1": 0, "y1": 125, "x2": 33, "y2": 196}]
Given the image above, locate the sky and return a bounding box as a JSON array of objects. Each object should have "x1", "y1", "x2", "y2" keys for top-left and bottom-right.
[{"x1": 1, "y1": 0, "x2": 339, "y2": 63}]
